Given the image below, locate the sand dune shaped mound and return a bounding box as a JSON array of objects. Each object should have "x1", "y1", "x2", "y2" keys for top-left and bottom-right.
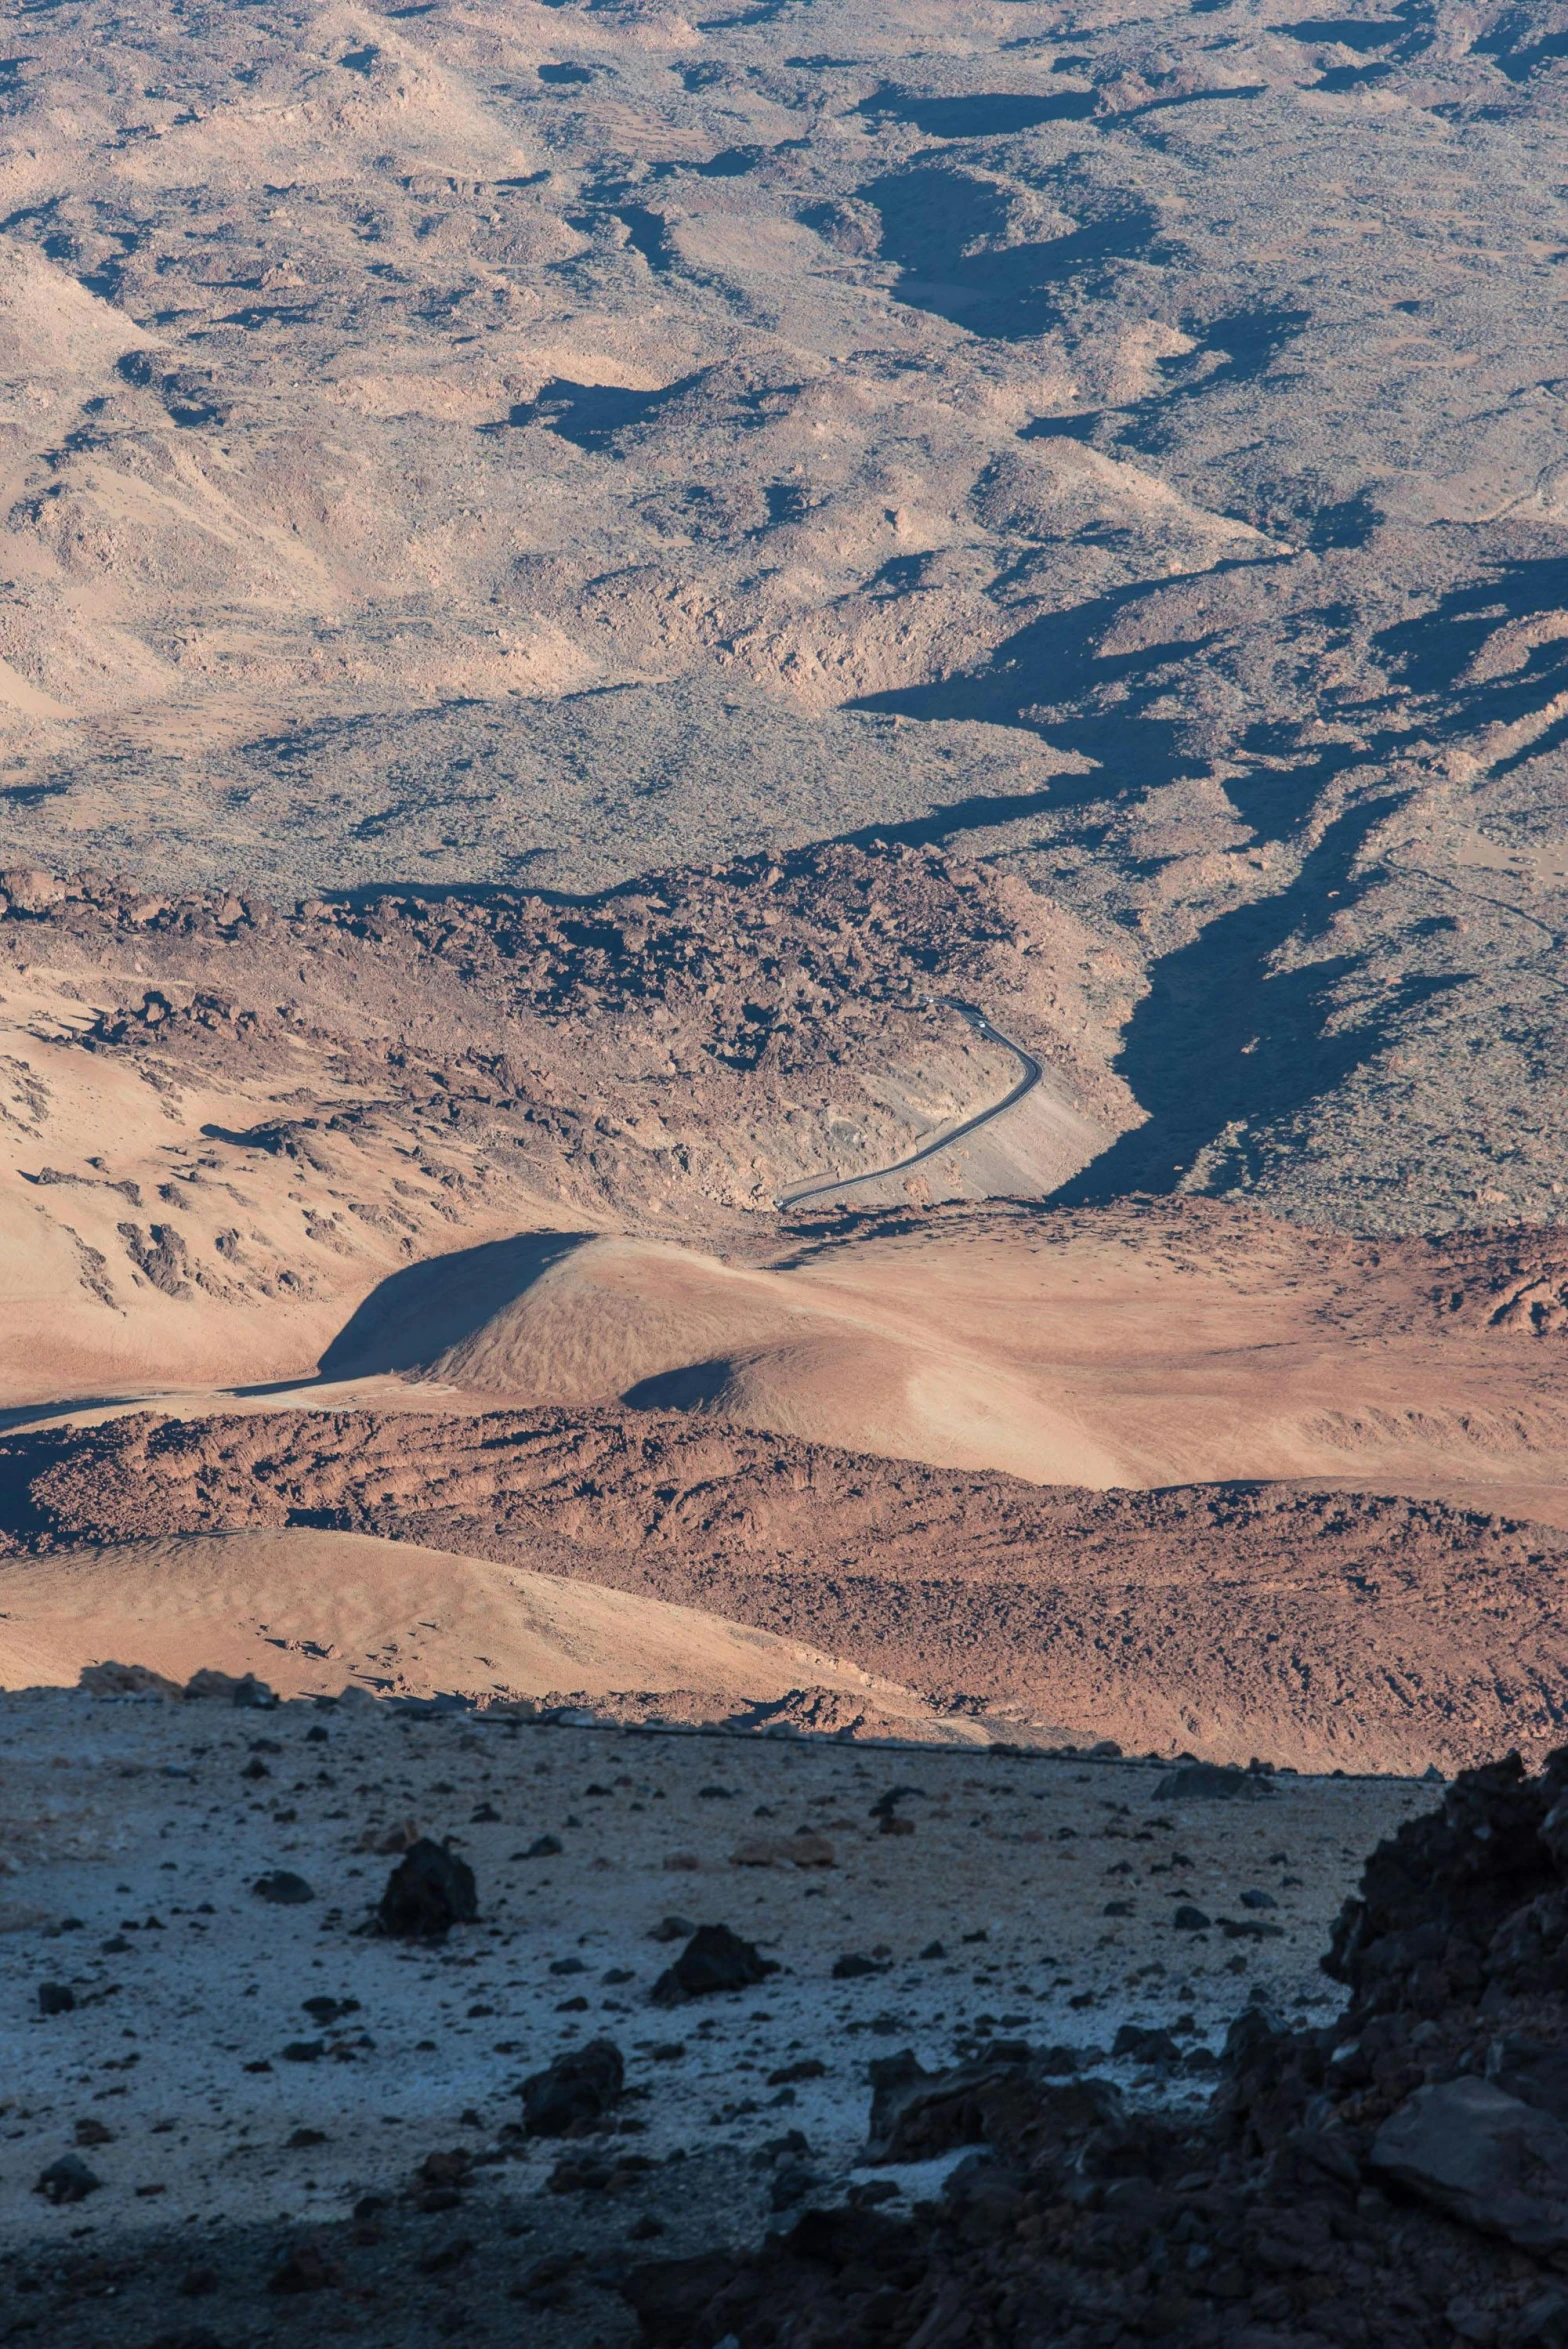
[
  {"x1": 0, "y1": 1525, "x2": 954, "y2": 1726},
  {"x1": 405, "y1": 1209, "x2": 1568, "y2": 1519},
  {"x1": 418, "y1": 1231, "x2": 1123, "y2": 1486}
]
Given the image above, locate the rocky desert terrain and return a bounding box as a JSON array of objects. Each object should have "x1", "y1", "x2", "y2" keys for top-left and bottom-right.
[
  {"x1": 0, "y1": 0, "x2": 1566, "y2": 1228},
  {"x1": 4, "y1": 0, "x2": 1568, "y2": 2341}
]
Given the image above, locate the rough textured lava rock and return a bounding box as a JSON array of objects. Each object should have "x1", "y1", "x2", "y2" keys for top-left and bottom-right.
[{"x1": 377, "y1": 1841, "x2": 478, "y2": 1940}]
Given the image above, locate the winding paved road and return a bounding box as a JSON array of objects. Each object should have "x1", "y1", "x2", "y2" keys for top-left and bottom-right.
[{"x1": 776, "y1": 999, "x2": 1043, "y2": 1211}]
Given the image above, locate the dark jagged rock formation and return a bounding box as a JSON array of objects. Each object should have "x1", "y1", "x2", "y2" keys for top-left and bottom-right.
[{"x1": 622, "y1": 1750, "x2": 1568, "y2": 2349}]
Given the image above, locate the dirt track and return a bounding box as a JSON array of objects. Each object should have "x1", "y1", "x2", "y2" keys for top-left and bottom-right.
[{"x1": 776, "y1": 1002, "x2": 1045, "y2": 1211}]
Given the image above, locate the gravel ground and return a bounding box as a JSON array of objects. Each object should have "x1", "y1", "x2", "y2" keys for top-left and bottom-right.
[{"x1": 0, "y1": 1688, "x2": 1428, "y2": 2345}]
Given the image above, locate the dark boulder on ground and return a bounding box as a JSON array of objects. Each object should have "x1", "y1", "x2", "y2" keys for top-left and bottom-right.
[
  {"x1": 649, "y1": 1923, "x2": 776, "y2": 2005},
  {"x1": 252, "y1": 1870, "x2": 313, "y2": 1906},
  {"x1": 521, "y1": 2038, "x2": 625, "y2": 2137},
  {"x1": 831, "y1": 1951, "x2": 884, "y2": 1980},
  {"x1": 1371, "y1": 2077, "x2": 1568, "y2": 2254},
  {"x1": 377, "y1": 1839, "x2": 477, "y2": 1938},
  {"x1": 1153, "y1": 1761, "x2": 1275, "y2": 1801},
  {"x1": 1111, "y1": 2024, "x2": 1181, "y2": 2067},
  {"x1": 35, "y1": 2154, "x2": 100, "y2": 2204}
]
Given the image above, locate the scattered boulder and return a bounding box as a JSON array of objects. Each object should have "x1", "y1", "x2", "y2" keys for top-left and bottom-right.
[
  {"x1": 185, "y1": 1667, "x2": 276, "y2": 1706},
  {"x1": 768, "y1": 2059, "x2": 826, "y2": 2086},
  {"x1": 302, "y1": 1995, "x2": 358, "y2": 2024},
  {"x1": 377, "y1": 1839, "x2": 477, "y2": 1939},
  {"x1": 35, "y1": 2154, "x2": 101, "y2": 2204},
  {"x1": 650, "y1": 1924, "x2": 776, "y2": 2006},
  {"x1": 1154, "y1": 1761, "x2": 1274, "y2": 1801},
  {"x1": 417, "y1": 2149, "x2": 473, "y2": 2190},
  {"x1": 1171, "y1": 1904, "x2": 1211, "y2": 1931},
  {"x1": 730, "y1": 1831, "x2": 836, "y2": 1869},
  {"x1": 37, "y1": 1982, "x2": 76, "y2": 2016},
  {"x1": 522, "y1": 2039, "x2": 625, "y2": 2137},
  {"x1": 252, "y1": 1871, "x2": 314, "y2": 1906},
  {"x1": 519, "y1": 1833, "x2": 563, "y2": 1858},
  {"x1": 77, "y1": 1660, "x2": 181, "y2": 1699},
  {"x1": 869, "y1": 1786, "x2": 920, "y2": 1821},
  {"x1": 1111, "y1": 2024, "x2": 1180, "y2": 2067},
  {"x1": 1371, "y1": 2077, "x2": 1568, "y2": 2253},
  {"x1": 832, "y1": 1952, "x2": 885, "y2": 1980}
]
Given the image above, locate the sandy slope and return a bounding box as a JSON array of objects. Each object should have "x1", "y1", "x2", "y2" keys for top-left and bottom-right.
[
  {"x1": 8, "y1": 876, "x2": 1568, "y2": 1528},
  {"x1": 0, "y1": 1526, "x2": 954, "y2": 1727}
]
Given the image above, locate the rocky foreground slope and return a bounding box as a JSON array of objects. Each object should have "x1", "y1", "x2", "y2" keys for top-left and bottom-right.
[
  {"x1": 627, "y1": 1745, "x2": 1568, "y2": 2349},
  {"x1": 10, "y1": 1705, "x2": 1568, "y2": 2349},
  {"x1": 0, "y1": 1683, "x2": 1421, "y2": 2349}
]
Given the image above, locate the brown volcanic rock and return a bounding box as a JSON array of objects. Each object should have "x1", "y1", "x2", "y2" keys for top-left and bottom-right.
[{"x1": 5, "y1": 1403, "x2": 1567, "y2": 1774}]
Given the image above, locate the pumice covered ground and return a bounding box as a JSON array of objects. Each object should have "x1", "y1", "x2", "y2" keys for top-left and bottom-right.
[{"x1": 0, "y1": 1684, "x2": 1423, "y2": 2347}]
